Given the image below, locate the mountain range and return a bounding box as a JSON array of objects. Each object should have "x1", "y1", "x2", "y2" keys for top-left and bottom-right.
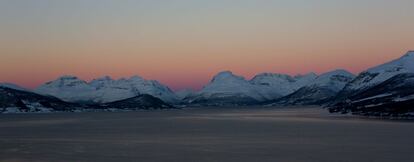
[
  {"x1": 1, "y1": 51, "x2": 413, "y2": 116},
  {"x1": 35, "y1": 75, "x2": 179, "y2": 104}
]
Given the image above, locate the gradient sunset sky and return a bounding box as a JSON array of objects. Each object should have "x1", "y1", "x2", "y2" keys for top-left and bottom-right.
[{"x1": 0, "y1": 0, "x2": 413, "y2": 91}]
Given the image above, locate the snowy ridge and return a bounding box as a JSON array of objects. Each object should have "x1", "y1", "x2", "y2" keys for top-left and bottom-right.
[
  {"x1": 35, "y1": 75, "x2": 97, "y2": 103},
  {"x1": 274, "y1": 69, "x2": 355, "y2": 105},
  {"x1": 346, "y1": 51, "x2": 414, "y2": 91},
  {"x1": 186, "y1": 71, "x2": 319, "y2": 105},
  {"x1": 250, "y1": 72, "x2": 317, "y2": 99},
  {"x1": 310, "y1": 69, "x2": 355, "y2": 92},
  {"x1": 191, "y1": 71, "x2": 266, "y2": 102},
  {"x1": 35, "y1": 75, "x2": 179, "y2": 104}
]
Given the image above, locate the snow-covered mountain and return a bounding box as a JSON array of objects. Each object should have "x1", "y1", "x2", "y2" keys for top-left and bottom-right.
[
  {"x1": 35, "y1": 75, "x2": 97, "y2": 103},
  {"x1": 250, "y1": 72, "x2": 317, "y2": 100},
  {"x1": 185, "y1": 71, "x2": 266, "y2": 106},
  {"x1": 330, "y1": 73, "x2": 414, "y2": 116},
  {"x1": 35, "y1": 75, "x2": 179, "y2": 104},
  {"x1": 274, "y1": 69, "x2": 355, "y2": 105},
  {"x1": 342, "y1": 51, "x2": 414, "y2": 93},
  {"x1": 89, "y1": 75, "x2": 179, "y2": 103}
]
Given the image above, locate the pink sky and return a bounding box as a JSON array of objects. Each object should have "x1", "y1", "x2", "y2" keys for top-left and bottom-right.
[{"x1": 0, "y1": 1, "x2": 413, "y2": 91}]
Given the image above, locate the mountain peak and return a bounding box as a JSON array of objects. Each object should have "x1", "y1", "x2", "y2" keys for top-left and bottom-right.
[
  {"x1": 211, "y1": 71, "x2": 244, "y2": 82},
  {"x1": 216, "y1": 71, "x2": 234, "y2": 76}
]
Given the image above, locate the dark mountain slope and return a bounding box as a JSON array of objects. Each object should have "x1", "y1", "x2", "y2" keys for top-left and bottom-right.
[
  {"x1": 329, "y1": 73, "x2": 414, "y2": 116},
  {"x1": 102, "y1": 94, "x2": 174, "y2": 109},
  {"x1": 0, "y1": 87, "x2": 81, "y2": 113}
]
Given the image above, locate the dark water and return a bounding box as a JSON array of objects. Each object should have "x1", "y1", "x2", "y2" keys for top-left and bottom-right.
[{"x1": 0, "y1": 107, "x2": 413, "y2": 162}]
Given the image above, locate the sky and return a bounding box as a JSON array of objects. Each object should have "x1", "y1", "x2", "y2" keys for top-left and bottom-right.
[{"x1": 0, "y1": 0, "x2": 413, "y2": 91}]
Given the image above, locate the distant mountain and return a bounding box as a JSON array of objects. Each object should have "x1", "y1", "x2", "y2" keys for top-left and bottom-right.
[
  {"x1": 102, "y1": 94, "x2": 174, "y2": 110},
  {"x1": 274, "y1": 70, "x2": 355, "y2": 105},
  {"x1": 184, "y1": 71, "x2": 266, "y2": 106},
  {"x1": 35, "y1": 75, "x2": 97, "y2": 103},
  {"x1": 184, "y1": 71, "x2": 319, "y2": 106},
  {"x1": 35, "y1": 75, "x2": 179, "y2": 104},
  {"x1": 0, "y1": 87, "x2": 80, "y2": 113},
  {"x1": 250, "y1": 72, "x2": 317, "y2": 100},
  {"x1": 89, "y1": 75, "x2": 179, "y2": 103}
]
